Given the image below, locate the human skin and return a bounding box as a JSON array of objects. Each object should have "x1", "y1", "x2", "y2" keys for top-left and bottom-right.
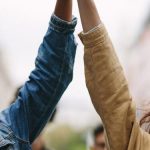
[
  {"x1": 54, "y1": 0, "x2": 73, "y2": 22},
  {"x1": 77, "y1": 0, "x2": 101, "y2": 32}
]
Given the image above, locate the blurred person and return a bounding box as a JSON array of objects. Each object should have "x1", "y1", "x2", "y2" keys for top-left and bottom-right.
[
  {"x1": 31, "y1": 136, "x2": 48, "y2": 150},
  {"x1": 0, "y1": 51, "x2": 13, "y2": 104},
  {"x1": 91, "y1": 125, "x2": 106, "y2": 150},
  {"x1": 77, "y1": 0, "x2": 150, "y2": 150},
  {"x1": 10, "y1": 86, "x2": 22, "y2": 105},
  {"x1": 0, "y1": 0, "x2": 77, "y2": 149},
  {"x1": 31, "y1": 109, "x2": 57, "y2": 150}
]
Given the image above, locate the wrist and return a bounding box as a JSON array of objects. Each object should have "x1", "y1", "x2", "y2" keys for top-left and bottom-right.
[{"x1": 54, "y1": 0, "x2": 72, "y2": 22}]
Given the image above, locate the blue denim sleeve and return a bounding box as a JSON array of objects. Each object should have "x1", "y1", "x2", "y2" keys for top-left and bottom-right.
[{"x1": 0, "y1": 14, "x2": 77, "y2": 143}]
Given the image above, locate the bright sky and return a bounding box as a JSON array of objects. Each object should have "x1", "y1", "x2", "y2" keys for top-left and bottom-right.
[{"x1": 0, "y1": 0, "x2": 150, "y2": 126}]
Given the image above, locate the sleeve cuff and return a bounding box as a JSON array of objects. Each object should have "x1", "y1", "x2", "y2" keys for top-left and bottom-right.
[
  {"x1": 50, "y1": 14, "x2": 77, "y2": 34},
  {"x1": 78, "y1": 23, "x2": 107, "y2": 47}
]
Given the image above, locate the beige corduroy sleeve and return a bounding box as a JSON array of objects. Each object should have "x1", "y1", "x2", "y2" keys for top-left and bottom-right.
[{"x1": 79, "y1": 24, "x2": 150, "y2": 150}]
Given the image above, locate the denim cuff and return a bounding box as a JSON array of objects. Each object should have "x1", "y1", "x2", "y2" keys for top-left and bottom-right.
[{"x1": 50, "y1": 14, "x2": 77, "y2": 34}]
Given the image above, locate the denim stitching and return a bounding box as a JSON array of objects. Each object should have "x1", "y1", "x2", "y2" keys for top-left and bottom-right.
[{"x1": 30, "y1": 35, "x2": 68, "y2": 141}]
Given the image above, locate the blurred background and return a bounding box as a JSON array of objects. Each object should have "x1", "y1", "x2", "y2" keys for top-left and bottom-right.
[{"x1": 0, "y1": 0, "x2": 150, "y2": 149}]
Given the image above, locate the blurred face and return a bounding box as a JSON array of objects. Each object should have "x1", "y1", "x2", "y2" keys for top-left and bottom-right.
[
  {"x1": 94, "y1": 133, "x2": 106, "y2": 150},
  {"x1": 32, "y1": 136, "x2": 45, "y2": 150}
]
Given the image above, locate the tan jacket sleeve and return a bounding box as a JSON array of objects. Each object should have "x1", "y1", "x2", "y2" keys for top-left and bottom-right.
[{"x1": 79, "y1": 24, "x2": 150, "y2": 150}]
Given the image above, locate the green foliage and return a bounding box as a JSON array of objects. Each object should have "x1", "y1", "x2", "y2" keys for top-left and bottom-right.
[{"x1": 44, "y1": 125, "x2": 86, "y2": 150}]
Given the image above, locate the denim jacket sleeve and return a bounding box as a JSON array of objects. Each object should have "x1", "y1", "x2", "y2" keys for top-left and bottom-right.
[{"x1": 0, "y1": 14, "x2": 77, "y2": 144}]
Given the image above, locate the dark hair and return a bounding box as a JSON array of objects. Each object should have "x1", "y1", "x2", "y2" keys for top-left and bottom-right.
[
  {"x1": 48, "y1": 108, "x2": 57, "y2": 123},
  {"x1": 140, "y1": 112, "x2": 150, "y2": 134},
  {"x1": 10, "y1": 86, "x2": 22, "y2": 105},
  {"x1": 93, "y1": 124, "x2": 104, "y2": 138}
]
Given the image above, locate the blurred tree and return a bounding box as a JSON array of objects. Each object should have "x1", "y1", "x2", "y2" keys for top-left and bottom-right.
[
  {"x1": 0, "y1": 48, "x2": 13, "y2": 108},
  {"x1": 44, "y1": 125, "x2": 86, "y2": 150}
]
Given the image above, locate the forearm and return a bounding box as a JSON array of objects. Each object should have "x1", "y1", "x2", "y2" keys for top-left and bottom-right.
[
  {"x1": 79, "y1": 23, "x2": 136, "y2": 150},
  {"x1": 0, "y1": 14, "x2": 77, "y2": 143},
  {"x1": 54, "y1": 0, "x2": 72, "y2": 22},
  {"x1": 78, "y1": 0, "x2": 136, "y2": 149},
  {"x1": 77, "y1": 0, "x2": 101, "y2": 32},
  {"x1": 26, "y1": 14, "x2": 77, "y2": 142}
]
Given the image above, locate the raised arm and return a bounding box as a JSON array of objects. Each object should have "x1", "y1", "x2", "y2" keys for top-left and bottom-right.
[
  {"x1": 0, "y1": 0, "x2": 77, "y2": 144},
  {"x1": 77, "y1": 0, "x2": 101, "y2": 32},
  {"x1": 54, "y1": 0, "x2": 72, "y2": 22},
  {"x1": 77, "y1": 0, "x2": 150, "y2": 150}
]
